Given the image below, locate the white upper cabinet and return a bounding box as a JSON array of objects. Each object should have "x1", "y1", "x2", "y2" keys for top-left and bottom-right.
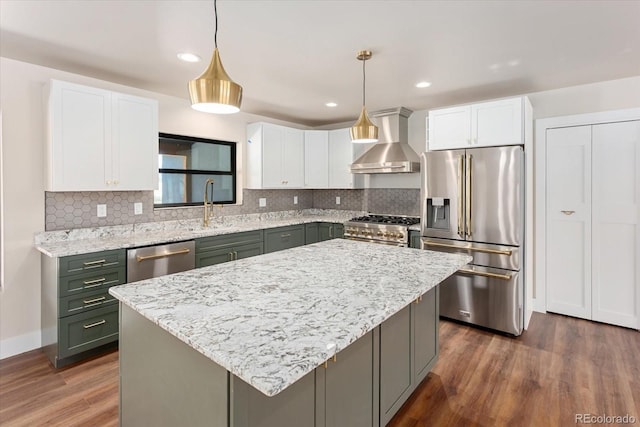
[
  {"x1": 328, "y1": 128, "x2": 362, "y2": 189},
  {"x1": 246, "y1": 123, "x2": 305, "y2": 189},
  {"x1": 427, "y1": 96, "x2": 529, "y2": 151},
  {"x1": 304, "y1": 130, "x2": 329, "y2": 188},
  {"x1": 46, "y1": 80, "x2": 158, "y2": 191}
]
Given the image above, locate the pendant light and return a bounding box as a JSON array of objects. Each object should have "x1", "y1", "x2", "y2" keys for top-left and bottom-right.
[
  {"x1": 350, "y1": 50, "x2": 378, "y2": 143},
  {"x1": 188, "y1": 0, "x2": 242, "y2": 114}
]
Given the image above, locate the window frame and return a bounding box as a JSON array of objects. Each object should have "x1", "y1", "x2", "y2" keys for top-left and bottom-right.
[{"x1": 155, "y1": 132, "x2": 237, "y2": 208}]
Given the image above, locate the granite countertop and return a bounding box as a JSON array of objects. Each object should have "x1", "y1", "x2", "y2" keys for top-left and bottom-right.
[
  {"x1": 109, "y1": 239, "x2": 471, "y2": 397},
  {"x1": 35, "y1": 209, "x2": 364, "y2": 258}
]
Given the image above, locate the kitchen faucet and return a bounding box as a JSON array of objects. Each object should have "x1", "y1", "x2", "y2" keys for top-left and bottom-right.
[{"x1": 203, "y1": 178, "x2": 215, "y2": 227}]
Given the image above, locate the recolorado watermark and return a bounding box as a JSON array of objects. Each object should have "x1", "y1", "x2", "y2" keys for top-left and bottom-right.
[{"x1": 575, "y1": 413, "x2": 637, "y2": 424}]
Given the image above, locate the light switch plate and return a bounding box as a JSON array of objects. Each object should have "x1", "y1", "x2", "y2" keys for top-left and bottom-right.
[
  {"x1": 134, "y1": 202, "x2": 143, "y2": 215},
  {"x1": 294, "y1": 196, "x2": 298, "y2": 205},
  {"x1": 97, "y1": 204, "x2": 107, "y2": 217},
  {"x1": 259, "y1": 198, "x2": 267, "y2": 207},
  {"x1": 335, "y1": 196, "x2": 341, "y2": 205}
]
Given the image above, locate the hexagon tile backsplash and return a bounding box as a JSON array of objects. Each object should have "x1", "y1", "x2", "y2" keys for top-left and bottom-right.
[{"x1": 44, "y1": 188, "x2": 420, "y2": 231}]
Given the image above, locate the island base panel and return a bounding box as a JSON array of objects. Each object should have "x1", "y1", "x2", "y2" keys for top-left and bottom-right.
[{"x1": 119, "y1": 304, "x2": 228, "y2": 427}]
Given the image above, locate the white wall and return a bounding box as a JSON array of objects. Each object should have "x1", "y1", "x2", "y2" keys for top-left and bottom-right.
[{"x1": 0, "y1": 57, "x2": 302, "y2": 359}]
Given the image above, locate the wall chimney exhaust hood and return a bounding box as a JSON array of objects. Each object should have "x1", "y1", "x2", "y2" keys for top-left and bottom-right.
[{"x1": 350, "y1": 107, "x2": 420, "y2": 174}]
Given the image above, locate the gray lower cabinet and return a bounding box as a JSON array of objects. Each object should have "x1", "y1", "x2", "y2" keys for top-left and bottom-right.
[
  {"x1": 42, "y1": 249, "x2": 125, "y2": 367},
  {"x1": 319, "y1": 223, "x2": 344, "y2": 241},
  {"x1": 264, "y1": 225, "x2": 305, "y2": 253},
  {"x1": 196, "y1": 230, "x2": 264, "y2": 268},
  {"x1": 409, "y1": 230, "x2": 421, "y2": 249},
  {"x1": 305, "y1": 223, "x2": 319, "y2": 244},
  {"x1": 380, "y1": 286, "x2": 439, "y2": 425}
]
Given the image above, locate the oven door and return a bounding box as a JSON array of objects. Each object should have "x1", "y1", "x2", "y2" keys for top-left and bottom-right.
[{"x1": 439, "y1": 265, "x2": 522, "y2": 336}]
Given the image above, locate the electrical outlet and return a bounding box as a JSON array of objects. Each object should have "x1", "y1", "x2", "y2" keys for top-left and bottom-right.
[
  {"x1": 294, "y1": 196, "x2": 298, "y2": 205},
  {"x1": 134, "y1": 202, "x2": 143, "y2": 215},
  {"x1": 259, "y1": 198, "x2": 267, "y2": 207},
  {"x1": 97, "y1": 204, "x2": 107, "y2": 217},
  {"x1": 335, "y1": 196, "x2": 341, "y2": 205}
]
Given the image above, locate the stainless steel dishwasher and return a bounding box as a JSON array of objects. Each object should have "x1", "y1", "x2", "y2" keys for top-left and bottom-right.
[{"x1": 127, "y1": 240, "x2": 195, "y2": 282}]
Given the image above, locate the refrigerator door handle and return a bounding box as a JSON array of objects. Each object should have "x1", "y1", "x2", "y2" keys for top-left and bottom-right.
[
  {"x1": 423, "y1": 241, "x2": 513, "y2": 256},
  {"x1": 458, "y1": 268, "x2": 512, "y2": 281},
  {"x1": 457, "y1": 155, "x2": 464, "y2": 236},
  {"x1": 465, "y1": 154, "x2": 473, "y2": 238}
]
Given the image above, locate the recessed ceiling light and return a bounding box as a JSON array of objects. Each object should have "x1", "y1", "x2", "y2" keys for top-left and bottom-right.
[
  {"x1": 326, "y1": 102, "x2": 338, "y2": 107},
  {"x1": 415, "y1": 81, "x2": 432, "y2": 88},
  {"x1": 177, "y1": 52, "x2": 202, "y2": 63}
]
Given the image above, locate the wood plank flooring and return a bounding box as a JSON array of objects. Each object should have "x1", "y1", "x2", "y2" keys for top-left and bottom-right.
[{"x1": 1, "y1": 312, "x2": 638, "y2": 426}]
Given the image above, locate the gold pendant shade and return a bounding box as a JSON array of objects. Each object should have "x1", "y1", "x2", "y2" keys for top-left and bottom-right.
[
  {"x1": 189, "y1": 48, "x2": 243, "y2": 114},
  {"x1": 350, "y1": 106, "x2": 378, "y2": 143}
]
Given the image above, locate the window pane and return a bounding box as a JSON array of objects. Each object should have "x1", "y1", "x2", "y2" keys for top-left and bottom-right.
[
  {"x1": 159, "y1": 137, "x2": 232, "y2": 172},
  {"x1": 154, "y1": 173, "x2": 234, "y2": 205}
]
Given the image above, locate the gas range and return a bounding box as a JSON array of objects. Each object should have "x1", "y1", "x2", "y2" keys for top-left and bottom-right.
[{"x1": 344, "y1": 214, "x2": 420, "y2": 246}]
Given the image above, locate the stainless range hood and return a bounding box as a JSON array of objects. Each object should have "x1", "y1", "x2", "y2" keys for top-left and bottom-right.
[{"x1": 350, "y1": 107, "x2": 420, "y2": 174}]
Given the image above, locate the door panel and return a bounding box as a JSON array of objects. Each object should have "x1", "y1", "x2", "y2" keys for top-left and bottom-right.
[
  {"x1": 545, "y1": 126, "x2": 592, "y2": 320},
  {"x1": 592, "y1": 120, "x2": 640, "y2": 329},
  {"x1": 421, "y1": 150, "x2": 465, "y2": 240},
  {"x1": 466, "y1": 145, "x2": 523, "y2": 246}
]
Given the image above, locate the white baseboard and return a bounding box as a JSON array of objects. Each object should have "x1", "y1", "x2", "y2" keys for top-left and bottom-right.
[
  {"x1": 0, "y1": 331, "x2": 41, "y2": 360},
  {"x1": 533, "y1": 298, "x2": 546, "y2": 314}
]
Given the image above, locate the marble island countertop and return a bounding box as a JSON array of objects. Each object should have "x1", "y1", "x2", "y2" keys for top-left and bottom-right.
[
  {"x1": 35, "y1": 209, "x2": 364, "y2": 258},
  {"x1": 109, "y1": 239, "x2": 471, "y2": 397}
]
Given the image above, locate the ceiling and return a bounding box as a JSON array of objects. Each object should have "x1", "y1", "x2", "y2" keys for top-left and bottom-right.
[{"x1": 1, "y1": 0, "x2": 639, "y2": 126}]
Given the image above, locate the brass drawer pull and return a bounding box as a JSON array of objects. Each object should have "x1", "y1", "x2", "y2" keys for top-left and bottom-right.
[
  {"x1": 424, "y1": 241, "x2": 512, "y2": 256},
  {"x1": 83, "y1": 259, "x2": 106, "y2": 266},
  {"x1": 280, "y1": 233, "x2": 291, "y2": 238},
  {"x1": 83, "y1": 296, "x2": 106, "y2": 305},
  {"x1": 458, "y1": 268, "x2": 512, "y2": 281},
  {"x1": 83, "y1": 319, "x2": 106, "y2": 329},
  {"x1": 136, "y1": 248, "x2": 190, "y2": 262},
  {"x1": 83, "y1": 277, "x2": 106, "y2": 287},
  {"x1": 561, "y1": 210, "x2": 575, "y2": 215}
]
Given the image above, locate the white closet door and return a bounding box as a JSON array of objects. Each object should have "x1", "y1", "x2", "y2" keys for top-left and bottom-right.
[
  {"x1": 545, "y1": 126, "x2": 592, "y2": 319},
  {"x1": 592, "y1": 120, "x2": 640, "y2": 329}
]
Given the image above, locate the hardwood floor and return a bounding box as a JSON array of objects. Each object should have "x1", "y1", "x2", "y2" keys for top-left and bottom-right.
[{"x1": 1, "y1": 312, "x2": 638, "y2": 426}]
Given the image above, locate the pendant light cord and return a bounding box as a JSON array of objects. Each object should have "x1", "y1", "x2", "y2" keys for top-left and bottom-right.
[
  {"x1": 362, "y1": 58, "x2": 366, "y2": 107},
  {"x1": 214, "y1": 0, "x2": 218, "y2": 48}
]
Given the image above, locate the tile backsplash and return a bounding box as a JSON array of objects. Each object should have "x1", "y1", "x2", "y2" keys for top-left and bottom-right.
[{"x1": 44, "y1": 188, "x2": 420, "y2": 231}]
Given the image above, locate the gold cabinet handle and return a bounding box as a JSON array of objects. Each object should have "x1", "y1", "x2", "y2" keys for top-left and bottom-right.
[
  {"x1": 83, "y1": 296, "x2": 106, "y2": 305},
  {"x1": 423, "y1": 241, "x2": 512, "y2": 256},
  {"x1": 136, "y1": 248, "x2": 190, "y2": 262},
  {"x1": 280, "y1": 233, "x2": 291, "y2": 238},
  {"x1": 465, "y1": 154, "x2": 472, "y2": 238},
  {"x1": 83, "y1": 259, "x2": 106, "y2": 266},
  {"x1": 458, "y1": 268, "x2": 512, "y2": 281},
  {"x1": 83, "y1": 277, "x2": 106, "y2": 288},
  {"x1": 83, "y1": 319, "x2": 106, "y2": 329},
  {"x1": 457, "y1": 155, "x2": 464, "y2": 236},
  {"x1": 561, "y1": 210, "x2": 575, "y2": 215}
]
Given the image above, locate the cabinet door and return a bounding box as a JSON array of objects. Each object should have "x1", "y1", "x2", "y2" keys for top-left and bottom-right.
[
  {"x1": 283, "y1": 128, "x2": 305, "y2": 187},
  {"x1": 545, "y1": 125, "x2": 592, "y2": 320},
  {"x1": 196, "y1": 247, "x2": 233, "y2": 268},
  {"x1": 112, "y1": 93, "x2": 158, "y2": 190},
  {"x1": 304, "y1": 131, "x2": 329, "y2": 188},
  {"x1": 48, "y1": 80, "x2": 111, "y2": 191},
  {"x1": 234, "y1": 242, "x2": 264, "y2": 261},
  {"x1": 305, "y1": 223, "x2": 319, "y2": 244},
  {"x1": 413, "y1": 287, "x2": 438, "y2": 384},
  {"x1": 318, "y1": 223, "x2": 341, "y2": 241},
  {"x1": 592, "y1": 120, "x2": 640, "y2": 329},
  {"x1": 471, "y1": 98, "x2": 522, "y2": 147},
  {"x1": 379, "y1": 305, "x2": 412, "y2": 426},
  {"x1": 328, "y1": 129, "x2": 354, "y2": 188},
  {"x1": 261, "y1": 124, "x2": 285, "y2": 188},
  {"x1": 427, "y1": 106, "x2": 471, "y2": 151},
  {"x1": 320, "y1": 331, "x2": 374, "y2": 427},
  {"x1": 264, "y1": 225, "x2": 305, "y2": 253}
]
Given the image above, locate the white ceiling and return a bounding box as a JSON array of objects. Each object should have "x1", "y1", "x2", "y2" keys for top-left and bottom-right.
[{"x1": 1, "y1": 0, "x2": 639, "y2": 126}]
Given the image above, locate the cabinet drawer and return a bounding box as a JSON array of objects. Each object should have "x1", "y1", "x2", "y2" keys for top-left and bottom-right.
[
  {"x1": 264, "y1": 225, "x2": 305, "y2": 253},
  {"x1": 59, "y1": 267, "x2": 126, "y2": 297},
  {"x1": 58, "y1": 305, "x2": 119, "y2": 358},
  {"x1": 59, "y1": 249, "x2": 126, "y2": 277},
  {"x1": 59, "y1": 287, "x2": 118, "y2": 317},
  {"x1": 196, "y1": 230, "x2": 263, "y2": 253}
]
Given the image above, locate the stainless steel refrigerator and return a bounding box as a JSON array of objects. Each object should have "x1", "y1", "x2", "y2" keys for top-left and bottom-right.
[{"x1": 420, "y1": 146, "x2": 524, "y2": 335}]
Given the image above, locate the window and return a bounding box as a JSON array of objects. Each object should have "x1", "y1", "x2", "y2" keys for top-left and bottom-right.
[{"x1": 154, "y1": 133, "x2": 237, "y2": 207}]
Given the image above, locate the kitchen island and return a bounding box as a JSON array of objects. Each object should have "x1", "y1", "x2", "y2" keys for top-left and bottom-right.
[{"x1": 109, "y1": 239, "x2": 471, "y2": 427}]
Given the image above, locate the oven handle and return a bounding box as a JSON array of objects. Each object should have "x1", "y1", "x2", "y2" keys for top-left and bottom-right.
[
  {"x1": 458, "y1": 268, "x2": 512, "y2": 281},
  {"x1": 423, "y1": 240, "x2": 512, "y2": 256},
  {"x1": 344, "y1": 236, "x2": 407, "y2": 247}
]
